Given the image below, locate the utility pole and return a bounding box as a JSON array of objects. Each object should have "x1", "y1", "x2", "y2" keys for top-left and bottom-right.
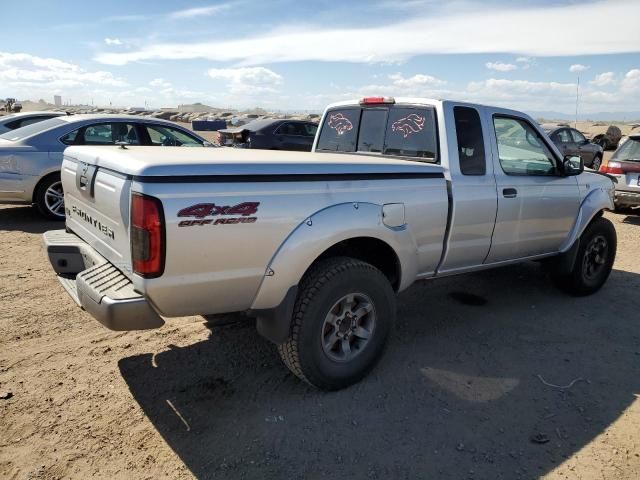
[{"x1": 575, "y1": 76, "x2": 580, "y2": 129}]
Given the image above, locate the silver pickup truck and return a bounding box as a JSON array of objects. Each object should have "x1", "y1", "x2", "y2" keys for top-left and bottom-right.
[{"x1": 44, "y1": 97, "x2": 617, "y2": 390}]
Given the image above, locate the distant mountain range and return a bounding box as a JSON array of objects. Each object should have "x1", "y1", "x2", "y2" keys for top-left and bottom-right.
[{"x1": 527, "y1": 110, "x2": 640, "y2": 123}]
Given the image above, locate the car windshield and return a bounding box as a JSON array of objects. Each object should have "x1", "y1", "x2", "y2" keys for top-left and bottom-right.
[
  {"x1": 612, "y1": 138, "x2": 640, "y2": 162},
  {"x1": 0, "y1": 117, "x2": 66, "y2": 141}
]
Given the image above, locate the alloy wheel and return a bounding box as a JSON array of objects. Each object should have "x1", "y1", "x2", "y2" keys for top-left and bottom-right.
[
  {"x1": 321, "y1": 293, "x2": 376, "y2": 362},
  {"x1": 582, "y1": 234, "x2": 608, "y2": 281},
  {"x1": 44, "y1": 181, "x2": 65, "y2": 218}
]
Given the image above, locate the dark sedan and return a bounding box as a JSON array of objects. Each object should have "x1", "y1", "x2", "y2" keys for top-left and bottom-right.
[
  {"x1": 219, "y1": 119, "x2": 318, "y2": 151},
  {"x1": 542, "y1": 124, "x2": 604, "y2": 170}
]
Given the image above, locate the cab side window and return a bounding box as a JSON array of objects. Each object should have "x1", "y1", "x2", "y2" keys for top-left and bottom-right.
[
  {"x1": 493, "y1": 117, "x2": 556, "y2": 176},
  {"x1": 454, "y1": 106, "x2": 486, "y2": 175}
]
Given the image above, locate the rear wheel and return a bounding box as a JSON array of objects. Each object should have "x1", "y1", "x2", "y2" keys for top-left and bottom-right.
[
  {"x1": 591, "y1": 155, "x2": 602, "y2": 171},
  {"x1": 552, "y1": 217, "x2": 616, "y2": 296},
  {"x1": 278, "y1": 257, "x2": 395, "y2": 390},
  {"x1": 34, "y1": 173, "x2": 65, "y2": 220}
]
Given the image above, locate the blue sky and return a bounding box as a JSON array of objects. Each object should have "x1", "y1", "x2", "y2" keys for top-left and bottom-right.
[{"x1": 1, "y1": 0, "x2": 639, "y2": 115}]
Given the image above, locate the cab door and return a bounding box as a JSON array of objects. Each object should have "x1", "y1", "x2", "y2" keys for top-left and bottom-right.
[
  {"x1": 485, "y1": 113, "x2": 580, "y2": 263},
  {"x1": 437, "y1": 104, "x2": 498, "y2": 272}
]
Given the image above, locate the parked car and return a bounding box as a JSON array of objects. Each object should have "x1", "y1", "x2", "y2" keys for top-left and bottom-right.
[
  {"x1": 0, "y1": 115, "x2": 212, "y2": 219},
  {"x1": 44, "y1": 97, "x2": 616, "y2": 390},
  {"x1": 599, "y1": 134, "x2": 640, "y2": 210},
  {"x1": 0, "y1": 111, "x2": 68, "y2": 134},
  {"x1": 543, "y1": 124, "x2": 604, "y2": 170},
  {"x1": 219, "y1": 119, "x2": 318, "y2": 151}
]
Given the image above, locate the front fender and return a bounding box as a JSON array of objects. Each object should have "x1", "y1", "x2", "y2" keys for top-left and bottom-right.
[
  {"x1": 250, "y1": 202, "x2": 418, "y2": 312},
  {"x1": 559, "y1": 183, "x2": 614, "y2": 252}
]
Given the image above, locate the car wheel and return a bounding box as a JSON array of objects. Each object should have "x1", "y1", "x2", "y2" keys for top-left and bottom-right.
[
  {"x1": 591, "y1": 155, "x2": 602, "y2": 171},
  {"x1": 35, "y1": 173, "x2": 65, "y2": 220},
  {"x1": 553, "y1": 217, "x2": 616, "y2": 296},
  {"x1": 278, "y1": 257, "x2": 396, "y2": 390}
]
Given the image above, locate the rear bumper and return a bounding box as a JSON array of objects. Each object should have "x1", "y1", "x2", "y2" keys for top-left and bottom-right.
[
  {"x1": 43, "y1": 230, "x2": 164, "y2": 331},
  {"x1": 614, "y1": 190, "x2": 640, "y2": 207}
]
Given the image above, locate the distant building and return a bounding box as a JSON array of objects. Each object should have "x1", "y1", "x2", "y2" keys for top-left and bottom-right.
[{"x1": 54, "y1": 95, "x2": 62, "y2": 107}]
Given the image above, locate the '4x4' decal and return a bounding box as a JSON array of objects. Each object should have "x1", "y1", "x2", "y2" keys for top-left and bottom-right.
[{"x1": 177, "y1": 202, "x2": 260, "y2": 226}]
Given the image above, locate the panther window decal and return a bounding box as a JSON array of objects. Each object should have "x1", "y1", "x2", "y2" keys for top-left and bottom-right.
[
  {"x1": 328, "y1": 113, "x2": 353, "y2": 136},
  {"x1": 391, "y1": 114, "x2": 425, "y2": 138}
]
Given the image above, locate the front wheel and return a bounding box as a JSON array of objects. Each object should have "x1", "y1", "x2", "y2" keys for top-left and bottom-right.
[
  {"x1": 34, "y1": 173, "x2": 65, "y2": 220},
  {"x1": 553, "y1": 217, "x2": 616, "y2": 296},
  {"x1": 591, "y1": 155, "x2": 602, "y2": 171},
  {"x1": 278, "y1": 257, "x2": 396, "y2": 390}
]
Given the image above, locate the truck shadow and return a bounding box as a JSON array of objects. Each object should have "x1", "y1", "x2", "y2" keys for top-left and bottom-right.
[
  {"x1": 0, "y1": 205, "x2": 61, "y2": 234},
  {"x1": 118, "y1": 263, "x2": 640, "y2": 479}
]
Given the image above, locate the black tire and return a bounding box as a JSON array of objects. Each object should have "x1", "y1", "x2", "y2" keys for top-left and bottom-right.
[
  {"x1": 591, "y1": 155, "x2": 602, "y2": 171},
  {"x1": 553, "y1": 217, "x2": 616, "y2": 296},
  {"x1": 34, "y1": 173, "x2": 65, "y2": 220},
  {"x1": 278, "y1": 257, "x2": 396, "y2": 390}
]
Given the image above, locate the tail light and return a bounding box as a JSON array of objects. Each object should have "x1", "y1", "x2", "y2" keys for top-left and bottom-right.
[
  {"x1": 131, "y1": 193, "x2": 165, "y2": 278},
  {"x1": 599, "y1": 161, "x2": 624, "y2": 174},
  {"x1": 360, "y1": 96, "x2": 395, "y2": 105}
]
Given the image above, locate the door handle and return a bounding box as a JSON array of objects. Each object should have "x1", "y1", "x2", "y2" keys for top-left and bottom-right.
[{"x1": 503, "y1": 188, "x2": 518, "y2": 198}]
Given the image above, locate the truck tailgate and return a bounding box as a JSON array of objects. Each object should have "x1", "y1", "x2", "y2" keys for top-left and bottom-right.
[{"x1": 61, "y1": 156, "x2": 133, "y2": 276}]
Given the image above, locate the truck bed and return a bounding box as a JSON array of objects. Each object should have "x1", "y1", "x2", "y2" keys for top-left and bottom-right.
[{"x1": 60, "y1": 145, "x2": 449, "y2": 318}]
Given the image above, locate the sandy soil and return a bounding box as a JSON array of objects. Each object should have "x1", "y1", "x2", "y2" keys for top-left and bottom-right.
[{"x1": 0, "y1": 205, "x2": 639, "y2": 480}]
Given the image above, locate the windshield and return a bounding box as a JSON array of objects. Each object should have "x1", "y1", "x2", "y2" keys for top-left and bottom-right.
[
  {"x1": 612, "y1": 138, "x2": 640, "y2": 162},
  {"x1": 316, "y1": 105, "x2": 438, "y2": 162},
  {"x1": 0, "y1": 117, "x2": 66, "y2": 141}
]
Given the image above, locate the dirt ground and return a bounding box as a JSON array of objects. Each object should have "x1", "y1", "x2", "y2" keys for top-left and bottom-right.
[{"x1": 0, "y1": 204, "x2": 639, "y2": 480}]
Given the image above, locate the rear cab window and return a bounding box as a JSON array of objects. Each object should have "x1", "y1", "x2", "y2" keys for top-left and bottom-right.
[{"x1": 316, "y1": 104, "x2": 438, "y2": 163}]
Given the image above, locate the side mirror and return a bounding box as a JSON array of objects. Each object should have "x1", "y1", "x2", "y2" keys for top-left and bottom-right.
[{"x1": 562, "y1": 155, "x2": 584, "y2": 176}]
